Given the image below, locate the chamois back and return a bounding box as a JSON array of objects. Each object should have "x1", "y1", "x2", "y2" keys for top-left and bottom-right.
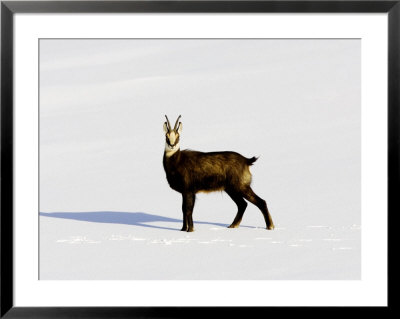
[{"x1": 163, "y1": 150, "x2": 256, "y2": 193}]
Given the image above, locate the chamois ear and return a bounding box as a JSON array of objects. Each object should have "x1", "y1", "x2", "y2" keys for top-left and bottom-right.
[
  {"x1": 163, "y1": 122, "x2": 169, "y2": 133},
  {"x1": 177, "y1": 122, "x2": 182, "y2": 134}
]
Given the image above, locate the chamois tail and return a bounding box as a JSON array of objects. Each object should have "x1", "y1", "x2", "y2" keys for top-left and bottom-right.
[{"x1": 247, "y1": 156, "x2": 258, "y2": 166}]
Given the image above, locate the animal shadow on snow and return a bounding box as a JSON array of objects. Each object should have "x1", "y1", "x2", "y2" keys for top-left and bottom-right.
[{"x1": 39, "y1": 211, "x2": 255, "y2": 231}]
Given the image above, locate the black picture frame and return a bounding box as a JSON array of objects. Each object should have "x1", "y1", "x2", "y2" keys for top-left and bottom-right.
[{"x1": 1, "y1": 0, "x2": 395, "y2": 317}]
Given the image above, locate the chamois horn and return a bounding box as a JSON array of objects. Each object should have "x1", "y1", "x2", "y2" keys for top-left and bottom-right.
[
  {"x1": 173, "y1": 115, "x2": 182, "y2": 131},
  {"x1": 165, "y1": 115, "x2": 172, "y2": 131}
]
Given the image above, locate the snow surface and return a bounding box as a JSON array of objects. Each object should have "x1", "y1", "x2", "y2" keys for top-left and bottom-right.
[
  {"x1": 39, "y1": 39, "x2": 361, "y2": 280},
  {"x1": 40, "y1": 210, "x2": 360, "y2": 279}
]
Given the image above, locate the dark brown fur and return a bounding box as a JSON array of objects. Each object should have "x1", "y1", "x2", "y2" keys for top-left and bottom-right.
[{"x1": 163, "y1": 117, "x2": 274, "y2": 232}]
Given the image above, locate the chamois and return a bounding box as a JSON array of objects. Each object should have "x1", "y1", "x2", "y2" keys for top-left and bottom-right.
[{"x1": 163, "y1": 115, "x2": 274, "y2": 232}]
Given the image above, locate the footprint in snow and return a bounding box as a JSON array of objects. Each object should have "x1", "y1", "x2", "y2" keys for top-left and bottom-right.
[
  {"x1": 211, "y1": 238, "x2": 232, "y2": 242},
  {"x1": 307, "y1": 225, "x2": 330, "y2": 229},
  {"x1": 150, "y1": 239, "x2": 172, "y2": 245},
  {"x1": 131, "y1": 237, "x2": 146, "y2": 241},
  {"x1": 56, "y1": 236, "x2": 100, "y2": 244}
]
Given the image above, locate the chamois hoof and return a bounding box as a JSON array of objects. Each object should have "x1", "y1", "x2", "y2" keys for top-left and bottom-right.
[
  {"x1": 181, "y1": 227, "x2": 188, "y2": 231},
  {"x1": 267, "y1": 225, "x2": 275, "y2": 230},
  {"x1": 228, "y1": 224, "x2": 239, "y2": 228},
  {"x1": 187, "y1": 228, "x2": 194, "y2": 232}
]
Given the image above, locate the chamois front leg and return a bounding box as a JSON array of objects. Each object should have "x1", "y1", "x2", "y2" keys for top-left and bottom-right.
[
  {"x1": 181, "y1": 211, "x2": 188, "y2": 232},
  {"x1": 182, "y1": 192, "x2": 196, "y2": 232},
  {"x1": 180, "y1": 193, "x2": 189, "y2": 231}
]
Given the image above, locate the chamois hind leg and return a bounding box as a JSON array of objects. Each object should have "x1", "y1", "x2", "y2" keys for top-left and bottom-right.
[
  {"x1": 242, "y1": 187, "x2": 274, "y2": 230},
  {"x1": 182, "y1": 193, "x2": 196, "y2": 232},
  {"x1": 226, "y1": 190, "x2": 248, "y2": 228}
]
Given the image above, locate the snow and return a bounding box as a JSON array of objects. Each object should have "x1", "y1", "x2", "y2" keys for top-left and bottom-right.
[
  {"x1": 39, "y1": 39, "x2": 361, "y2": 280},
  {"x1": 40, "y1": 210, "x2": 360, "y2": 279}
]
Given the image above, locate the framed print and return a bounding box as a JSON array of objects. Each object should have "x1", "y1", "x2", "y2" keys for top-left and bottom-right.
[{"x1": 1, "y1": 0, "x2": 395, "y2": 317}]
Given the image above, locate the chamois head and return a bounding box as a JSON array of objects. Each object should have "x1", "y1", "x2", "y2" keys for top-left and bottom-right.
[{"x1": 164, "y1": 115, "x2": 182, "y2": 157}]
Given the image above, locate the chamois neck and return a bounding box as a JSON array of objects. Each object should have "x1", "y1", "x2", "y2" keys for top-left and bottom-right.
[{"x1": 165, "y1": 143, "x2": 180, "y2": 158}]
